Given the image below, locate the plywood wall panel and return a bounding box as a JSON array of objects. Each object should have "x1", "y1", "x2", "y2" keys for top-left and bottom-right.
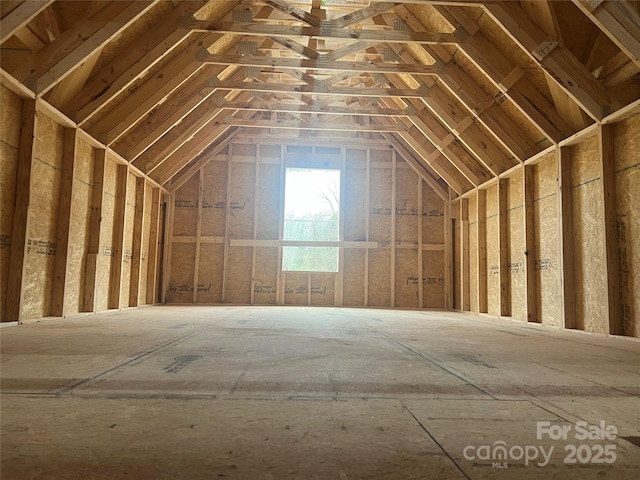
[
  {"x1": 486, "y1": 184, "x2": 500, "y2": 316},
  {"x1": 508, "y1": 170, "x2": 526, "y2": 322},
  {"x1": 310, "y1": 273, "x2": 335, "y2": 306},
  {"x1": 613, "y1": 113, "x2": 640, "y2": 337},
  {"x1": 138, "y1": 184, "x2": 152, "y2": 305},
  {"x1": 571, "y1": 135, "x2": 607, "y2": 334},
  {"x1": 0, "y1": 85, "x2": 22, "y2": 321},
  {"x1": 343, "y1": 248, "x2": 365, "y2": 306},
  {"x1": 173, "y1": 173, "x2": 198, "y2": 237},
  {"x1": 201, "y1": 161, "x2": 227, "y2": 237},
  {"x1": 368, "y1": 248, "x2": 391, "y2": 307},
  {"x1": 422, "y1": 183, "x2": 444, "y2": 244},
  {"x1": 468, "y1": 194, "x2": 478, "y2": 312},
  {"x1": 63, "y1": 137, "x2": 94, "y2": 314},
  {"x1": 196, "y1": 243, "x2": 224, "y2": 303},
  {"x1": 120, "y1": 172, "x2": 136, "y2": 308},
  {"x1": 22, "y1": 114, "x2": 64, "y2": 320},
  {"x1": 344, "y1": 164, "x2": 367, "y2": 242},
  {"x1": 533, "y1": 154, "x2": 561, "y2": 327},
  {"x1": 422, "y1": 250, "x2": 445, "y2": 309},
  {"x1": 253, "y1": 247, "x2": 278, "y2": 305},
  {"x1": 225, "y1": 246, "x2": 252, "y2": 303},
  {"x1": 96, "y1": 157, "x2": 118, "y2": 312},
  {"x1": 369, "y1": 167, "x2": 392, "y2": 243},
  {"x1": 395, "y1": 164, "x2": 418, "y2": 244},
  {"x1": 453, "y1": 219, "x2": 461, "y2": 310},
  {"x1": 229, "y1": 162, "x2": 255, "y2": 239},
  {"x1": 285, "y1": 272, "x2": 308, "y2": 305},
  {"x1": 395, "y1": 248, "x2": 419, "y2": 308},
  {"x1": 256, "y1": 164, "x2": 280, "y2": 240},
  {"x1": 167, "y1": 243, "x2": 196, "y2": 303}
]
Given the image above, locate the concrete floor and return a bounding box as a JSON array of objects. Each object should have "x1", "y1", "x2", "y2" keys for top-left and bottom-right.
[{"x1": 1, "y1": 306, "x2": 639, "y2": 479}]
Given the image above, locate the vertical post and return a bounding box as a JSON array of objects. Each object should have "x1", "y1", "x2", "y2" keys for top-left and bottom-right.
[
  {"x1": 129, "y1": 176, "x2": 146, "y2": 307},
  {"x1": 83, "y1": 148, "x2": 106, "y2": 312},
  {"x1": 192, "y1": 169, "x2": 204, "y2": 303},
  {"x1": 222, "y1": 143, "x2": 233, "y2": 304},
  {"x1": 336, "y1": 146, "x2": 347, "y2": 306},
  {"x1": 391, "y1": 149, "x2": 397, "y2": 307},
  {"x1": 4, "y1": 99, "x2": 38, "y2": 323},
  {"x1": 460, "y1": 197, "x2": 470, "y2": 311},
  {"x1": 417, "y1": 177, "x2": 423, "y2": 309},
  {"x1": 557, "y1": 146, "x2": 576, "y2": 329},
  {"x1": 498, "y1": 178, "x2": 510, "y2": 317},
  {"x1": 364, "y1": 148, "x2": 371, "y2": 306},
  {"x1": 476, "y1": 189, "x2": 488, "y2": 313},
  {"x1": 443, "y1": 189, "x2": 452, "y2": 310},
  {"x1": 161, "y1": 192, "x2": 173, "y2": 304},
  {"x1": 276, "y1": 144, "x2": 285, "y2": 305},
  {"x1": 146, "y1": 187, "x2": 161, "y2": 305},
  {"x1": 599, "y1": 124, "x2": 621, "y2": 335},
  {"x1": 108, "y1": 164, "x2": 128, "y2": 309},
  {"x1": 51, "y1": 127, "x2": 78, "y2": 317},
  {"x1": 523, "y1": 165, "x2": 538, "y2": 322},
  {"x1": 250, "y1": 146, "x2": 259, "y2": 305}
]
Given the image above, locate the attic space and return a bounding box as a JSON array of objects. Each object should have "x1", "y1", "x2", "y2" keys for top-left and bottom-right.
[{"x1": 1, "y1": 1, "x2": 640, "y2": 478}]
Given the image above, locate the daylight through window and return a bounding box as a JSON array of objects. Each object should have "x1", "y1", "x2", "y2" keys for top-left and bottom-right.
[{"x1": 282, "y1": 168, "x2": 340, "y2": 272}]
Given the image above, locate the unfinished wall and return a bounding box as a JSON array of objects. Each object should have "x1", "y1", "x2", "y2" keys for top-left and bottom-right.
[
  {"x1": 508, "y1": 170, "x2": 526, "y2": 322},
  {"x1": 468, "y1": 194, "x2": 478, "y2": 312},
  {"x1": 613, "y1": 113, "x2": 640, "y2": 337},
  {"x1": 485, "y1": 184, "x2": 500, "y2": 316},
  {"x1": 0, "y1": 85, "x2": 21, "y2": 322},
  {"x1": 166, "y1": 141, "x2": 446, "y2": 308}
]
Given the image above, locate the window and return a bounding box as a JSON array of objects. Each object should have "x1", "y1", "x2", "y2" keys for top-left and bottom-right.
[{"x1": 282, "y1": 168, "x2": 340, "y2": 272}]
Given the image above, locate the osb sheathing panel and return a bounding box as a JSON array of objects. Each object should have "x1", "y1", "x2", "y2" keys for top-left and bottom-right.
[
  {"x1": 173, "y1": 173, "x2": 199, "y2": 237},
  {"x1": 139, "y1": 184, "x2": 152, "y2": 305},
  {"x1": 508, "y1": 170, "x2": 526, "y2": 322},
  {"x1": 285, "y1": 272, "x2": 308, "y2": 305},
  {"x1": 96, "y1": 157, "x2": 118, "y2": 312},
  {"x1": 369, "y1": 166, "x2": 392, "y2": 243},
  {"x1": 614, "y1": 114, "x2": 640, "y2": 337},
  {"x1": 22, "y1": 114, "x2": 63, "y2": 319},
  {"x1": 253, "y1": 247, "x2": 278, "y2": 305},
  {"x1": 310, "y1": 273, "x2": 335, "y2": 306},
  {"x1": 343, "y1": 248, "x2": 365, "y2": 306},
  {"x1": 225, "y1": 246, "x2": 252, "y2": 304},
  {"x1": 229, "y1": 162, "x2": 255, "y2": 239},
  {"x1": 368, "y1": 248, "x2": 391, "y2": 307},
  {"x1": 422, "y1": 250, "x2": 445, "y2": 309},
  {"x1": 120, "y1": 172, "x2": 137, "y2": 308},
  {"x1": 453, "y1": 220, "x2": 461, "y2": 310},
  {"x1": 202, "y1": 161, "x2": 227, "y2": 237},
  {"x1": 196, "y1": 243, "x2": 224, "y2": 304},
  {"x1": 395, "y1": 248, "x2": 419, "y2": 308},
  {"x1": 533, "y1": 154, "x2": 562, "y2": 327},
  {"x1": 571, "y1": 135, "x2": 607, "y2": 334},
  {"x1": 256, "y1": 164, "x2": 280, "y2": 241},
  {"x1": 0, "y1": 85, "x2": 21, "y2": 321},
  {"x1": 395, "y1": 163, "x2": 419, "y2": 244},
  {"x1": 485, "y1": 184, "x2": 500, "y2": 316},
  {"x1": 344, "y1": 164, "x2": 367, "y2": 242},
  {"x1": 469, "y1": 224, "x2": 478, "y2": 312},
  {"x1": 422, "y1": 182, "x2": 444, "y2": 244},
  {"x1": 63, "y1": 137, "x2": 94, "y2": 314},
  {"x1": 167, "y1": 243, "x2": 196, "y2": 303}
]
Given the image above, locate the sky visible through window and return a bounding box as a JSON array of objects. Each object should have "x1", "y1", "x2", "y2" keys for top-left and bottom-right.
[{"x1": 283, "y1": 168, "x2": 340, "y2": 272}]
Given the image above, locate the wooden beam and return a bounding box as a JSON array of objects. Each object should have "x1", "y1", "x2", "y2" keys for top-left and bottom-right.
[
  {"x1": 221, "y1": 101, "x2": 409, "y2": 117},
  {"x1": 460, "y1": 197, "x2": 470, "y2": 311},
  {"x1": 443, "y1": 199, "x2": 452, "y2": 309},
  {"x1": 129, "y1": 176, "x2": 146, "y2": 307},
  {"x1": 108, "y1": 164, "x2": 129, "y2": 309},
  {"x1": 3, "y1": 99, "x2": 37, "y2": 323},
  {"x1": 263, "y1": 0, "x2": 324, "y2": 27},
  {"x1": 0, "y1": 0, "x2": 55, "y2": 44},
  {"x1": 556, "y1": 146, "x2": 575, "y2": 329},
  {"x1": 476, "y1": 188, "x2": 487, "y2": 313},
  {"x1": 497, "y1": 178, "x2": 510, "y2": 317},
  {"x1": 599, "y1": 124, "x2": 621, "y2": 335},
  {"x1": 83, "y1": 149, "x2": 106, "y2": 312},
  {"x1": 572, "y1": 0, "x2": 640, "y2": 68},
  {"x1": 16, "y1": 1, "x2": 157, "y2": 95},
  {"x1": 65, "y1": 1, "x2": 208, "y2": 123},
  {"x1": 523, "y1": 164, "x2": 538, "y2": 323},
  {"x1": 145, "y1": 187, "x2": 161, "y2": 305},
  {"x1": 51, "y1": 128, "x2": 78, "y2": 317},
  {"x1": 191, "y1": 21, "x2": 459, "y2": 45},
  {"x1": 201, "y1": 53, "x2": 442, "y2": 75},
  {"x1": 482, "y1": 1, "x2": 617, "y2": 120},
  {"x1": 332, "y1": 2, "x2": 397, "y2": 28},
  {"x1": 193, "y1": 169, "x2": 204, "y2": 303}
]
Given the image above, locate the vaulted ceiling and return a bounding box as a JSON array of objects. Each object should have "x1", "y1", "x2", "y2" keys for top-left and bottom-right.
[{"x1": 1, "y1": 0, "x2": 639, "y2": 194}]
